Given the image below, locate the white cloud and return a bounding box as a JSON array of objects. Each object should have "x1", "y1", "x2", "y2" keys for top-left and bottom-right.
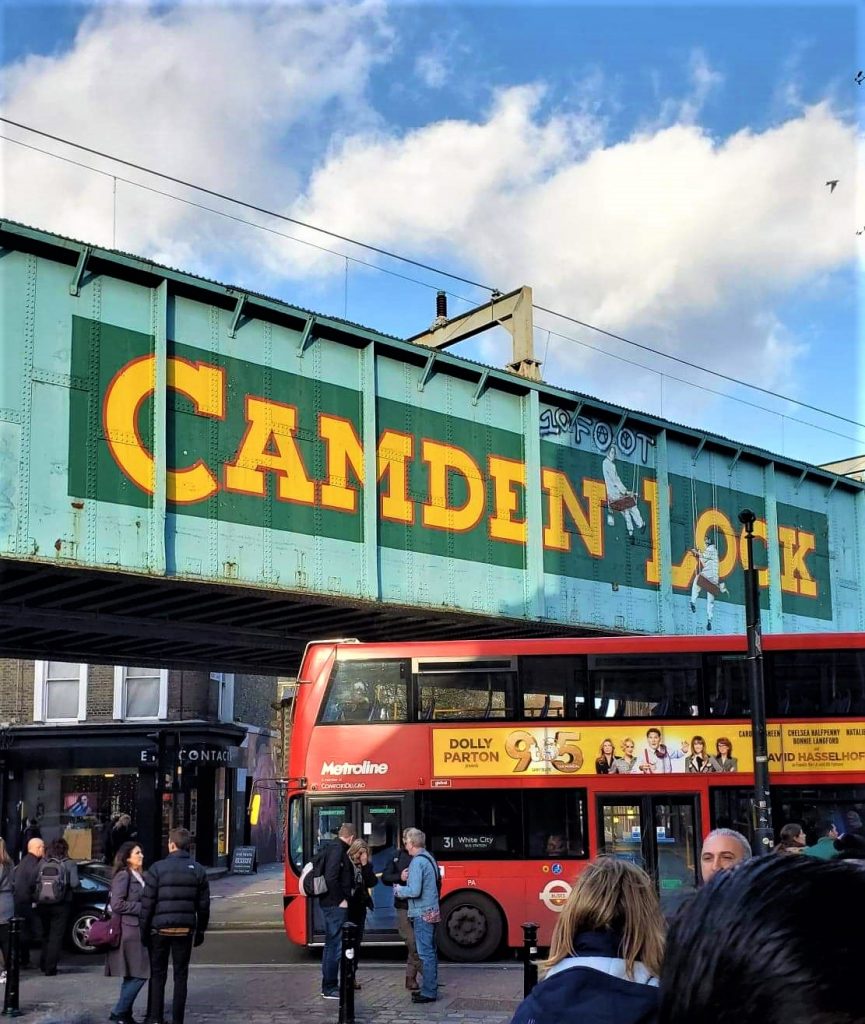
[
  {"x1": 415, "y1": 51, "x2": 449, "y2": 89},
  {"x1": 0, "y1": 5, "x2": 858, "y2": 447},
  {"x1": 650, "y1": 49, "x2": 725, "y2": 129},
  {"x1": 0, "y1": 1, "x2": 393, "y2": 265},
  {"x1": 285, "y1": 92, "x2": 857, "y2": 395}
]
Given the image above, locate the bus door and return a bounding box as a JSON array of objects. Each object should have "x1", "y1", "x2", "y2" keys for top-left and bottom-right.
[
  {"x1": 596, "y1": 794, "x2": 700, "y2": 914},
  {"x1": 308, "y1": 796, "x2": 406, "y2": 944}
]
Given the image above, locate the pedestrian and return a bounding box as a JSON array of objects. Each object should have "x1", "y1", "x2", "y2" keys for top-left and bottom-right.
[
  {"x1": 35, "y1": 837, "x2": 79, "y2": 976},
  {"x1": 17, "y1": 819, "x2": 41, "y2": 863},
  {"x1": 0, "y1": 838, "x2": 14, "y2": 982},
  {"x1": 510, "y1": 858, "x2": 663, "y2": 1024},
  {"x1": 105, "y1": 841, "x2": 150, "y2": 1024},
  {"x1": 699, "y1": 828, "x2": 752, "y2": 884},
  {"x1": 774, "y1": 823, "x2": 806, "y2": 855},
  {"x1": 140, "y1": 827, "x2": 210, "y2": 1024},
  {"x1": 104, "y1": 814, "x2": 135, "y2": 866},
  {"x1": 802, "y1": 820, "x2": 839, "y2": 860},
  {"x1": 659, "y1": 856, "x2": 864, "y2": 1024},
  {"x1": 346, "y1": 839, "x2": 378, "y2": 990},
  {"x1": 381, "y1": 828, "x2": 423, "y2": 992},
  {"x1": 12, "y1": 836, "x2": 43, "y2": 968},
  {"x1": 393, "y1": 827, "x2": 441, "y2": 1006},
  {"x1": 317, "y1": 822, "x2": 357, "y2": 1000}
]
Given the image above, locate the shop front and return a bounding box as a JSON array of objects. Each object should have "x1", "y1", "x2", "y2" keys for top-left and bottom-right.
[{"x1": 4, "y1": 722, "x2": 245, "y2": 867}]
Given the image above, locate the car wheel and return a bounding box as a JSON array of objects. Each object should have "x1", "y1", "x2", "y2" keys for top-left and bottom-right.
[
  {"x1": 70, "y1": 910, "x2": 101, "y2": 954},
  {"x1": 437, "y1": 892, "x2": 503, "y2": 962}
]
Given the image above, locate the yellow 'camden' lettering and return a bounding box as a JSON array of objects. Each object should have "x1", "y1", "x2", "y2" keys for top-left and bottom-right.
[
  {"x1": 103, "y1": 355, "x2": 224, "y2": 504},
  {"x1": 99, "y1": 352, "x2": 821, "y2": 603}
]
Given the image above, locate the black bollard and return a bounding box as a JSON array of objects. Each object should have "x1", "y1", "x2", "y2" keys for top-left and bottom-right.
[
  {"x1": 521, "y1": 921, "x2": 539, "y2": 997},
  {"x1": 2, "y1": 916, "x2": 22, "y2": 1018},
  {"x1": 338, "y1": 920, "x2": 358, "y2": 1024}
]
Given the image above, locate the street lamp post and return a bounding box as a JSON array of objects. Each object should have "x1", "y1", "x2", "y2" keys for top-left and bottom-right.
[{"x1": 738, "y1": 508, "x2": 774, "y2": 855}]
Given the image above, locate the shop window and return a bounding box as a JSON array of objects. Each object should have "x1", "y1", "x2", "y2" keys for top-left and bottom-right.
[
  {"x1": 33, "y1": 661, "x2": 88, "y2": 722},
  {"x1": 113, "y1": 666, "x2": 168, "y2": 720}
]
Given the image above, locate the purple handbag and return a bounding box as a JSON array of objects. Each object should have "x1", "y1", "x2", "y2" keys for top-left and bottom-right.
[
  {"x1": 88, "y1": 870, "x2": 129, "y2": 950},
  {"x1": 87, "y1": 912, "x2": 122, "y2": 950}
]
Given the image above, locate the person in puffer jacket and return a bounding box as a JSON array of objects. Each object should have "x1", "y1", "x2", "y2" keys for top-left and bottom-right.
[
  {"x1": 510, "y1": 858, "x2": 663, "y2": 1024},
  {"x1": 140, "y1": 828, "x2": 210, "y2": 1024}
]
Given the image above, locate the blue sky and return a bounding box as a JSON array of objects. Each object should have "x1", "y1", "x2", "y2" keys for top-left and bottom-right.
[{"x1": 0, "y1": 0, "x2": 861, "y2": 467}]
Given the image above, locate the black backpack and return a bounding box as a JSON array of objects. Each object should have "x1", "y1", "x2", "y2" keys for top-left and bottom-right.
[{"x1": 36, "y1": 858, "x2": 67, "y2": 904}]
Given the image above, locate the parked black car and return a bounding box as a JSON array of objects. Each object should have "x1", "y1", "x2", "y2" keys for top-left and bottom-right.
[{"x1": 68, "y1": 861, "x2": 111, "y2": 954}]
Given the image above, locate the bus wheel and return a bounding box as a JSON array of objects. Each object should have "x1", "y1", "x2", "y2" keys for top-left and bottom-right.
[{"x1": 437, "y1": 892, "x2": 503, "y2": 962}]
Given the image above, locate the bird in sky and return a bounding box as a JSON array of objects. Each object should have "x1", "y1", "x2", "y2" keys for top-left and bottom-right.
[
  {"x1": 826, "y1": 180, "x2": 839, "y2": 193},
  {"x1": 856, "y1": 70, "x2": 864, "y2": 84}
]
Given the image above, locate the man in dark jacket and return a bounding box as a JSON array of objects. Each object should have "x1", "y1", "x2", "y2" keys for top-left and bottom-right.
[
  {"x1": 140, "y1": 828, "x2": 210, "y2": 1024},
  {"x1": 318, "y1": 822, "x2": 357, "y2": 999},
  {"x1": 381, "y1": 829, "x2": 422, "y2": 990},
  {"x1": 12, "y1": 836, "x2": 44, "y2": 968},
  {"x1": 17, "y1": 820, "x2": 41, "y2": 863}
]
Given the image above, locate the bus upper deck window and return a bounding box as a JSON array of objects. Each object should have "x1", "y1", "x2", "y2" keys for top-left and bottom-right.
[{"x1": 320, "y1": 660, "x2": 408, "y2": 723}]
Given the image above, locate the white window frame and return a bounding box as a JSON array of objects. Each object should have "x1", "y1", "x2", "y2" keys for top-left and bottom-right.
[
  {"x1": 113, "y1": 666, "x2": 168, "y2": 721},
  {"x1": 211, "y1": 672, "x2": 235, "y2": 723},
  {"x1": 33, "y1": 661, "x2": 88, "y2": 723}
]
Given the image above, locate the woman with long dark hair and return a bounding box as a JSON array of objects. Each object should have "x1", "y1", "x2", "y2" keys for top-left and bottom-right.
[{"x1": 104, "y1": 840, "x2": 150, "y2": 1024}]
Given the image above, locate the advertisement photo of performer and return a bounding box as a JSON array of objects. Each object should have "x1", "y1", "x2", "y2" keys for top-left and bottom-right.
[{"x1": 633, "y1": 727, "x2": 688, "y2": 774}]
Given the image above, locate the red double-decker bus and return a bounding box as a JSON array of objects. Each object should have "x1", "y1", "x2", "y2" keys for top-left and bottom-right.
[{"x1": 277, "y1": 632, "x2": 865, "y2": 960}]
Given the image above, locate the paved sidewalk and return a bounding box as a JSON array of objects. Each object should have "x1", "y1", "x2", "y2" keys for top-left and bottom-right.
[
  {"x1": 13, "y1": 960, "x2": 522, "y2": 1023},
  {"x1": 209, "y1": 860, "x2": 285, "y2": 930}
]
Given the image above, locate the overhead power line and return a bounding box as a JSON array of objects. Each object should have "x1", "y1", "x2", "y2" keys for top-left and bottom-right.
[
  {"x1": 0, "y1": 116, "x2": 495, "y2": 293},
  {"x1": 1, "y1": 116, "x2": 862, "y2": 435},
  {"x1": 535, "y1": 305, "x2": 865, "y2": 433},
  {"x1": 0, "y1": 134, "x2": 481, "y2": 309}
]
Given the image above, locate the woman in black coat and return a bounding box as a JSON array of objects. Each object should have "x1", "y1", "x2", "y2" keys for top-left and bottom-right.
[
  {"x1": 104, "y1": 840, "x2": 150, "y2": 1024},
  {"x1": 346, "y1": 839, "x2": 379, "y2": 990}
]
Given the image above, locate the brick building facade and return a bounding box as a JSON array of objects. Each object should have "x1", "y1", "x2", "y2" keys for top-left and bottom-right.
[{"x1": 0, "y1": 659, "x2": 281, "y2": 868}]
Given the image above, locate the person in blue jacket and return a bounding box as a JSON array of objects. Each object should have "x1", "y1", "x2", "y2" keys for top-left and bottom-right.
[{"x1": 510, "y1": 857, "x2": 664, "y2": 1024}]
